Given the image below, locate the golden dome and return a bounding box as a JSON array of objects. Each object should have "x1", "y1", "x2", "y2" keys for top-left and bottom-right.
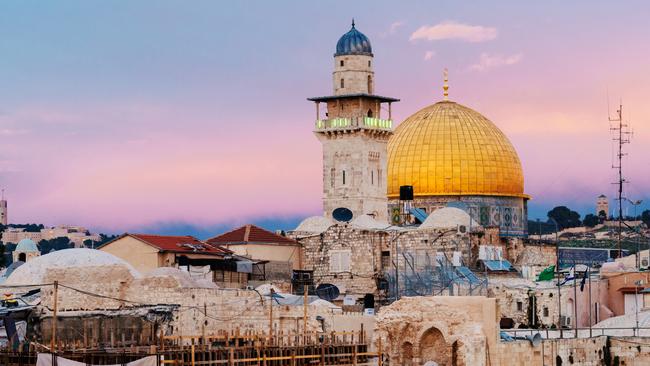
[{"x1": 387, "y1": 101, "x2": 527, "y2": 199}]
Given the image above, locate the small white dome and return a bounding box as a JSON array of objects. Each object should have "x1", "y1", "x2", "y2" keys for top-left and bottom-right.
[
  {"x1": 15, "y1": 239, "x2": 39, "y2": 253},
  {"x1": 294, "y1": 216, "x2": 334, "y2": 234},
  {"x1": 419, "y1": 207, "x2": 473, "y2": 230},
  {"x1": 350, "y1": 214, "x2": 389, "y2": 230},
  {"x1": 5, "y1": 248, "x2": 141, "y2": 286}
]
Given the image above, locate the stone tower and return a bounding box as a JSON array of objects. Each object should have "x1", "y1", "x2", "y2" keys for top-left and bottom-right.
[
  {"x1": 597, "y1": 194, "x2": 609, "y2": 218},
  {"x1": 0, "y1": 189, "x2": 6, "y2": 226},
  {"x1": 308, "y1": 21, "x2": 399, "y2": 223}
]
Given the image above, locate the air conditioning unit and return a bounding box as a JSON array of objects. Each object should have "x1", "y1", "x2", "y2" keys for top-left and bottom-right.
[{"x1": 560, "y1": 315, "x2": 571, "y2": 327}]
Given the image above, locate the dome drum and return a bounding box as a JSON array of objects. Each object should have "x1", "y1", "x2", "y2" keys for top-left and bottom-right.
[{"x1": 389, "y1": 195, "x2": 528, "y2": 237}]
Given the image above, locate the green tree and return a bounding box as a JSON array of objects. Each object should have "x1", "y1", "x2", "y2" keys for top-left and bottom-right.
[
  {"x1": 598, "y1": 210, "x2": 608, "y2": 221},
  {"x1": 547, "y1": 206, "x2": 582, "y2": 230},
  {"x1": 38, "y1": 237, "x2": 73, "y2": 254},
  {"x1": 583, "y1": 214, "x2": 599, "y2": 228}
]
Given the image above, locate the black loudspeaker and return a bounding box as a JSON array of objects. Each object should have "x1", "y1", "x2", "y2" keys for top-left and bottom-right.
[
  {"x1": 399, "y1": 185, "x2": 414, "y2": 201},
  {"x1": 363, "y1": 293, "x2": 375, "y2": 309}
]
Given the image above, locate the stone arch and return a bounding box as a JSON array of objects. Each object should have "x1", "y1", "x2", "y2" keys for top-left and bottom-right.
[
  {"x1": 401, "y1": 341, "x2": 414, "y2": 366},
  {"x1": 419, "y1": 326, "x2": 451, "y2": 366}
]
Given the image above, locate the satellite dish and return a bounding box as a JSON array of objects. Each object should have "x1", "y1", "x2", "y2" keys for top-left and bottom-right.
[
  {"x1": 332, "y1": 207, "x2": 353, "y2": 222},
  {"x1": 315, "y1": 283, "x2": 340, "y2": 302},
  {"x1": 526, "y1": 333, "x2": 542, "y2": 347}
]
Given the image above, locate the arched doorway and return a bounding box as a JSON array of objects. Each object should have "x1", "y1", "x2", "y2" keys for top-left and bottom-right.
[
  {"x1": 401, "y1": 342, "x2": 414, "y2": 366},
  {"x1": 18, "y1": 252, "x2": 26, "y2": 262},
  {"x1": 419, "y1": 327, "x2": 451, "y2": 365}
]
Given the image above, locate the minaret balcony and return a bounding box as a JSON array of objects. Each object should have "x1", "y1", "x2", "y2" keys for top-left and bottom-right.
[{"x1": 315, "y1": 117, "x2": 393, "y2": 131}]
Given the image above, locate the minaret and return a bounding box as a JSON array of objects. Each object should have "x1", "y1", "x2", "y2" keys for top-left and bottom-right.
[
  {"x1": 0, "y1": 189, "x2": 7, "y2": 226},
  {"x1": 308, "y1": 21, "x2": 399, "y2": 223}
]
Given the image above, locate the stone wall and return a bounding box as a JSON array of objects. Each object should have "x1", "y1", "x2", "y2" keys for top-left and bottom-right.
[
  {"x1": 374, "y1": 296, "x2": 499, "y2": 366},
  {"x1": 293, "y1": 224, "x2": 468, "y2": 297},
  {"x1": 38, "y1": 265, "x2": 327, "y2": 342},
  {"x1": 498, "y1": 336, "x2": 650, "y2": 366}
]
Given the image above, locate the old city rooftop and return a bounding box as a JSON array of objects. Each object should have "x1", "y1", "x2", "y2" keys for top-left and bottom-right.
[
  {"x1": 207, "y1": 224, "x2": 299, "y2": 247},
  {"x1": 103, "y1": 233, "x2": 231, "y2": 255}
]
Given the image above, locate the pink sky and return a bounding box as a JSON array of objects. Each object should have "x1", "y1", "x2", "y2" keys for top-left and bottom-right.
[{"x1": 1, "y1": 2, "x2": 648, "y2": 233}]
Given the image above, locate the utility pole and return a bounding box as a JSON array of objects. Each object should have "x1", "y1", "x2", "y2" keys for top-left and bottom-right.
[
  {"x1": 51, "y1": 281, "x2": 59, "y2": 353},
  {"x1": 609, "y1": 101, "x2": 632, "y2": 257}
]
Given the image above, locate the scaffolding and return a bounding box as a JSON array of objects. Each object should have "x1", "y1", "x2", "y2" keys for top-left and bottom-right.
[{"x1": 383, "y1": 250, "x2": 488, "y2": 301}]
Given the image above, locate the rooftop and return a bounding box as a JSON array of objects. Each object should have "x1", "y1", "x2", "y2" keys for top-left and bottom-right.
[
  {"x1": 207, "y1": 224, "x2": 298, "y2": 246},
  {"x1": 112, "y1": 234, "x2": 231, "y2": 255}
]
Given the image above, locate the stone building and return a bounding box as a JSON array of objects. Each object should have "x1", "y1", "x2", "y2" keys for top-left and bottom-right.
[
  {"x1": 1, "y1": 225, "x2": 100, "y2": 247},
  {"x1": 597, "y1": 194, "x2": 609, "y2": 217},
  {"x1": 3, "y1": 248, "x2": 328, "y2": 345},
  {"x1": 0, "y1": 190, "x2": 7, "y2": 226},
  {"x1": 308, "y1": 21, "x2": 399, "y2": 223},
  {"x1": 12, "y1": 238, "x2": 41, "y2": 263},
  {"x1": 207, "y1": 224, "x2": 303, "y2": 279},
  {"x1": 99, "y1": 233, "x2": 253, "y2": 288}
]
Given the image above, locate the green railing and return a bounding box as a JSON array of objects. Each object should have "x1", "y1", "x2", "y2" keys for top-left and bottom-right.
[
  {"x1": 315, "y1": 117, "x2": 392, "y2": 130},
  {"x1": 363, "y1": 117, "x2": 392, "y2": 129}
]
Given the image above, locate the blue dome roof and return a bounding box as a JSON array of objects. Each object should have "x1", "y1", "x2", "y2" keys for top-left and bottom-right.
[
  {"x1": 16, "y1": 238, "x2": 39, "y2": 252},
  {"x1": 335, "y1": 21, "x2": 372, "y2": 56}
]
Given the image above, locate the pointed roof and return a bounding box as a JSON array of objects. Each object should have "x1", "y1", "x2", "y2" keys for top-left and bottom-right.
[
  {"x1": 103, "y1": 233, "x2": 231, "y2": 256},
  {"x1": 207, "y1": 224, "x2": 299, "y2": 246}
]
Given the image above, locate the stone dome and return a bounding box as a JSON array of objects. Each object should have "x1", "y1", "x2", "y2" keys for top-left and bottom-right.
[
  {"x1": 5, "y1": 248, "x2": 141, "y2": 285},
  {"x1": 15, "y1": 238, "x2": 39, "y2": 253},
  {"x1": 294, "y1": 216, "x2": 334, "y2": 234},
  {"x1": 335, "y1": 21, "x2": 372, "y2": 56},
  {"x1": 419, "y1": 207, "x2": 472, "y2": 230},
  {"x1": 387, "y1": 101, "x2": 527, "y2": 199}
]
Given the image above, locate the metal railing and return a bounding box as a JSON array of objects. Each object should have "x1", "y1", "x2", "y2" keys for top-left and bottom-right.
[{"x1": 315, "y1": 117, "x2": 392, "y2": 130}]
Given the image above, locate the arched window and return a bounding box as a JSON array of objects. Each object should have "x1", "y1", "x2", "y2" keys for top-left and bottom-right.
[
  {"x1": 367, "y1": 75, "x2": 372, "y2": 93},
  {"x1": 18, "y1": 252, "x2": 26, "y2": 262},
  {"x1": 340, "y1": 60, "x2": 344, "y2": 67},
  {"x1": 368, "y1": 60, "x2": 371, "y2": 67},
  {"x1": 371, "y1": 170, "x2": 374, "y2": 185},
  {"x1": 342, "y1": 170, "x2": 346, "y2": 185},
  {"x1": 367, "y1": 109, "x2": 373, "y2": 117},
  {"x1": 340, "y1": 78, "x2": 345, "y2": 88}
]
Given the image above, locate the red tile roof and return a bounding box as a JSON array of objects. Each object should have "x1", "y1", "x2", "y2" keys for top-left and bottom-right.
[
  {"x1": 128, "y1": 233, "x2": 231, "y2": 255},
  {"x1": 207, "y1": 224, "x2": 298, "y2": 246}
]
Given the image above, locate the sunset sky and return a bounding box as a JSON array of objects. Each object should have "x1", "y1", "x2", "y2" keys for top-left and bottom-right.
[{"x1": 1, "y1": 1, "x2": 649, "y2": 236}]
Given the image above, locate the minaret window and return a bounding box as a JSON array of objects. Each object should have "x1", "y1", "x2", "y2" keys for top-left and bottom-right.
[
  {"x1": 367, "y1": 75, "x2": 373, "y2": 93},
  {"x1": 340, "y1": 79, "x2": 344, "y2": 88},
  {"x1": 340, "y1": 60, "x2": 344, "y2": 67},
  {"x1": 330, "y1": 168, "x2": 336, "y2": 187},
  {"x1": 342, "y1": 170, "x2": 346, "y2": 185},
  {"x1": 367, "y1": 109, "x2": 373, "y2": 117},
  {"x1": 371, "y1": 170, "x2": 374, "y2": 185},
  {"x1": 368, "y1": 60, "x2": 371, "y2": 67}
]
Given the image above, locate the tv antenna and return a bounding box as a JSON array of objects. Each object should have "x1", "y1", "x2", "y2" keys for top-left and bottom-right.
[{"x1": 609, "y1": 100, "x2": 632, "y2": 257}]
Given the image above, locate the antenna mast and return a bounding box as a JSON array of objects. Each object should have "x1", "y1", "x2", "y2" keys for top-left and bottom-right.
[{"x1": 609, "y1": 101, "x2": 632, "y2": 257}]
